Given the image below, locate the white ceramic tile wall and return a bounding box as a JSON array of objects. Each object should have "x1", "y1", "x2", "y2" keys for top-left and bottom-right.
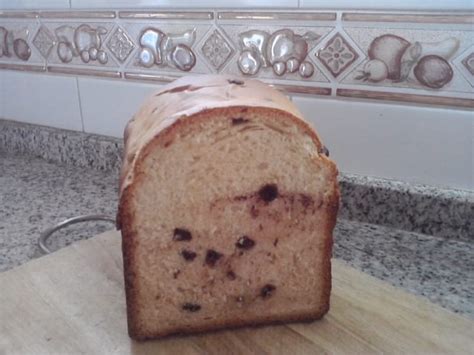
[
  {"x1": 70, "y1": 0, "x2": 298, "y2": 9},
  {"x1": 77, "y1": 78, "x2": 160, "y2": 137},
  {"x1": 1, "y1": 3, "x2": 472, "y2": 189},
  {"x1": 0, "y1": 0, "x2": 69, "y2": 9},
  {"x1": 0, "y1": 71, "x2": 83, "y2": 131},
  {"x1": 299, "y1": 0, "x2": 474, "y2": 10},
  {"x1": 293, "y1": 96, "x2": 474, "y2": 190}
]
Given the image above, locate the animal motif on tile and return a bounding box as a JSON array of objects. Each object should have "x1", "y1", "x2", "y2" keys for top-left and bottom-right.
[
  {"x1": 237, "y1": 29, "x2": 320, "y2": 78},
  {"x1": 0, "y1": 27, "x2": 31, "y2": 61},
  {"x1": 355, "y1": 34, "x2": 460, "y2": 89},
  {"x1": 55, "y1": 24, "x2": 108, "y2": 64},
  {"x1": 137, "y1": 28, "x2": 196, "y2": 72}
]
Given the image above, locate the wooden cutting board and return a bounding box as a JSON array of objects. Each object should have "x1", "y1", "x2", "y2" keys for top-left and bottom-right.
[{"x1": 1, "y1": 230, "x2": 473, "y2": 354}]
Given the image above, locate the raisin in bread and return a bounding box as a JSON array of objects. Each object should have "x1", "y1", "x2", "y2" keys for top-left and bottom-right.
[{"x1": 117, "y1": 75, "x2": 339, "y2": 340}]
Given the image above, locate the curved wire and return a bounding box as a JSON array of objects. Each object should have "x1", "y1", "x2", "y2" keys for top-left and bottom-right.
[{"x1": 38, "y1": 214, "x2": 116, "y2": 254}]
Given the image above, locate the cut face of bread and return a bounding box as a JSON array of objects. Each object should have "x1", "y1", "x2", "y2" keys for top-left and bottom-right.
[{"x1": 118, "y1": 76, "x2": 339, "y2": 340}]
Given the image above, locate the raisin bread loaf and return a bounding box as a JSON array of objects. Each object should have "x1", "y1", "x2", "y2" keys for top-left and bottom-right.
[{"x1": 117, "y1": 75, "x2": 339, "y2": 340}]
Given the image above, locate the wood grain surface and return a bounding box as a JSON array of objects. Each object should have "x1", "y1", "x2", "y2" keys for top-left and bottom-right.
[{"x1": 1, "y1": 230, "x2": 473, "y2": 354}]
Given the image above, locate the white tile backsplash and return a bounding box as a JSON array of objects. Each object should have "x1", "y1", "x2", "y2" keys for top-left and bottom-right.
[
  {"x1": 1, "y1": 4, "x2": 472, "y2": 190},
  {"x1": 0, "y1": 71, "x2": 83, "y2": 131},
  {"x1": 78, "y1": 77, "x2": 160, "y2": 137},
  {"x1": 2, "y1": 71, "x2": 470, "y2": 189},
  {"x1": 293, "y1": 95, "x2": 473, "y2": 190},
  {"x1": 70, "y1": 0, "x2": 298, "y2": 9},
  {"x1": 0, "y1": 0, "x2": 70, "y2": 9}
]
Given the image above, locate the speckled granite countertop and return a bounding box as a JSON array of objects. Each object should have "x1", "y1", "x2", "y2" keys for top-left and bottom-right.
[{"x1": 1, "y1": 151, "x2": 473, "y2": 319}]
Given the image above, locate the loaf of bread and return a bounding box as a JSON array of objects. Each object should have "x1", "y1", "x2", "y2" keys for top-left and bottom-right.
[{"x1": 117, "y1": 75, "x2": 339, "y2": 340}]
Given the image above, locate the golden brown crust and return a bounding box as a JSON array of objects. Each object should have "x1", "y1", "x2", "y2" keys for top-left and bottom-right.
[
  {"x1": 118, "y1": 192, "x2": 140, "y2": 337},
  {"x1": 320, "y1": 178, "x2": 341, "y2": 313}
]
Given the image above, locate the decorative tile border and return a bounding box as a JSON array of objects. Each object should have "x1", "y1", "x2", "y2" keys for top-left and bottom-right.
[
  {"x1": 337, "y1": 89, "x2": 474, "y2": 108},
  {"x1": 342, "y1": 13, "x2": 474, "y2": 24},
  {"x1": 317, "y1": 33, "x2": 359, "y2": 77},
  {"x1": 0, "y1": 11, "x2": 38, "y2": 19},
  {"x1": 40, "y1": 11, "x2": 116, "y2": 19},
  {"x1": 123, "y1": 72, "x2": 178, "y2": 82},
  {"x1": 118, "y1": 11, "x2": 214, "y2": 20},
  {"x1": 0, "y1": 62, "x2": 45, "y2": 72},
  {"x1": 0, "y1": 9, "x2": 473, "y2": 108},
  {"x1": 47, "y1": 66, "x2": 122, "y2": 78},
  {"x1": 217, "y1": 11, "x2": 336, "y2": 21},
  {"x1": 278, "y1": 84, "x2": 331, "y2": 96}
]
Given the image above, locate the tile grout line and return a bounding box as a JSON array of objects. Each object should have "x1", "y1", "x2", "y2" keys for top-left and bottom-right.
[{"x1": 75, "y1": 77, "x2": 85, "y2": 132}]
